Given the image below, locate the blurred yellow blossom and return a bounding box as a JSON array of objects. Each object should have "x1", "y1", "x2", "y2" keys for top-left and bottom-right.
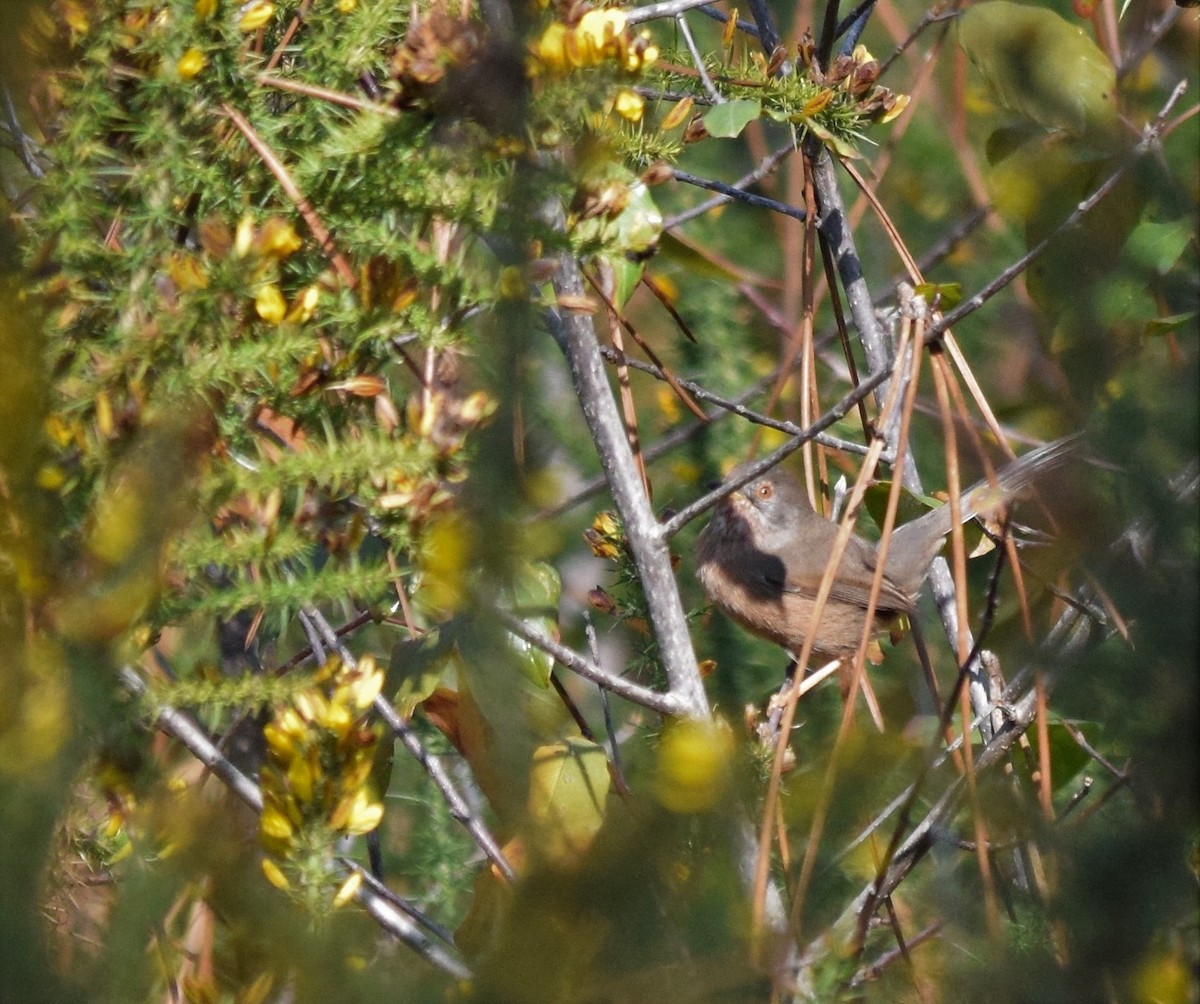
[
  {"x1": 177, "y1": 47, "x2": 207, "y2": 79},
  {"x1": 654, "y1": 719, "x2": 734, "y2": 814},
  {"x1": 237, "y1": 0, "x2": 274, "y2": 31},
  {"x1": 254, "y1": 285, "x2": 287, "y2": 324},
  {"x1": 261, "y1": 858, "x2": 290, "y2": 890},
  {"x1": 286, "y1": 285, "x2": 320, "y2": 323},
  {"x1": 333, "y1": 871, "x2": 362, "y2": 907},
  {"x1": 257, "y1": 217, "x2": 302, "y2": 258},
  {"x1": 234, "y1": 214, "x2": 255, "y2": 256},
  {"x1": 613, "y1": 88, "x2": 644, "y2": 122}
]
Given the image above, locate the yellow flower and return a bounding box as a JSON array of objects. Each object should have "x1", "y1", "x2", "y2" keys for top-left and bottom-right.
[
  {"x1": 293, "y1": 688, "x2": 328, "y2": 724},
  {"x1": 237, "y1": 0, "x2": 274, "y2": 32},
  {"x1": 261, "y1": 857, "x2": 290, "y2": 890},
  {"x1": 254, "y1": 285, "x2": 287, "y2": 324},
  {"x1": 195, "y1": 0, "x2": 218, "y2": 18},
  {"x1": 177, "y1": 47, "x2": 207, "y2": 79},
  {"x1": 336, "y1": 0, "x2": 356, "y2": 10},
  {"x1": 286, "y1": 754, "x2": 315, "y2": 804},
  {"x1": 342, "y1": 790, "x2": 384, "y2": 836},
  {"x1": 44, "y1": 414, "x2": 74, "y2": 447},
  {"x1": 459, "y1": 391, "x2": 497, "y2": 424},
  {"x1": 576, "y1": 8, "x2": 625, "y2": 61},
  {"x1": 654, "y1": 719, "x2": 734, "y2": 814},
  {"x1": 613, "y1": 88, "x2": 644, "y2": 122},
  {"x1": 263, "y1": 722, "x2": 298, "y2": 761},
  {"x1": 497, "y1": 265, "x2": 526, "y2": 299},
  {"x1": 627, "y1": 38, "x2": 658, "y2": 72},
  {"x1": 61, "y1": 0, "x2": 89, "y2": 36},
  {"x1": 333, "y1": 871, "x2": 363, "y2": 907},
  {"x1": 593, "y1": 511, "x2": 619, "y2": 537},
  {"x1": 36, "y1": 465, "x2": 66, "y2": 490},
  {"x1": 234, "y1": 215, "x2": 256, "y2": 257},
  {"x1": 532, "y1": 22, "x2": 570, "y2": 74},
  {"x1": 260, "y1": 805, "x2": 295, "y2": 840},
  {"x1": 95, "y1": 391, "x2": 113, "y2": 438},
  {"x1": 314, "y1": 695, "x2": 352, "y2": 735},
  {"x1": 878, "y1": 93, "x2": 910, "y2": 124},
  {"x1": 286, "y1": 285, "x2": 320, "y2": 323},
  {"x1": 345, "y1": 657, "x2": 384, "y2": 710},
  {"x1": 257, "y1": 217, "x2": 302, "y2": 259},
  {"x1": 166, "y1": 251, "x2": 208, "y2": 289}
]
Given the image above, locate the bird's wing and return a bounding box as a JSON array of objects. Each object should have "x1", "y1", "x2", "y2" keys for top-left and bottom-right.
[{"x1": 770, "y1": 521, "x2": 914, "y2": 613}]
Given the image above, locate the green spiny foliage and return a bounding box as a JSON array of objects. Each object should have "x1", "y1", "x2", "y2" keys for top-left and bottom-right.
[{"x1": 26, "y1": 0, "x2": 905, "y2": 666}]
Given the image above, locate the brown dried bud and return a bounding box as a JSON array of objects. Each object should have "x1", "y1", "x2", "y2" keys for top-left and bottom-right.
[
  {"x1": 587, "y1": 587, "x2": 618, "y2": 615},
  {"x1": 765, "y1": 44, "x2": 788, "y2": 78},
  {"x1": 641, "y1": 162, "x2": 675, "y2": 186},
  {"x1": 682, "y1": 113, "x2": 709, "y2": 144}
]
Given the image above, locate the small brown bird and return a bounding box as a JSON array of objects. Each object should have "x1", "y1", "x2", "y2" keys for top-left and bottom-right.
[{"x1": 696, "y1": 437, "x2": 1076, "y2": 663}]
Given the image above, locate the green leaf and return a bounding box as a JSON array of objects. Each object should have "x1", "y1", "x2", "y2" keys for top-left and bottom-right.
[
  {"x1": 1122, "y1": 218, "x2": 1194, "y2": 276},
  {"x1": 526, "y1": 737, "x2": 611, "y2": 866},
  {"x1": 1144, "y1": 310, "x2": 1199, "y2": 337},
  {"x1": 503, "y1": 561, "x2": 563, "y2": 688},
  {"x1": 702, "y1": 99, "x2": 761, "y2": 139},
  {"x1": 912, "y1": 282, "x2": 963, "y2": 310},
  {"x1": 588, "y1": 180, "x2": 663, "y2": 307},
  {"x1": 958, "y1": 1, "x2": 1118, "y2": 141},
  {"x1": 389, "y1": 630, "x2": 456, "y2": 719},
  {"x1": 862, "y1": 482, "x2": 939, "y2": 533}
]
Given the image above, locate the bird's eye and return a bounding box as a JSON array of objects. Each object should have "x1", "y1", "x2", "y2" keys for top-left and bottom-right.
[{"x1": 756, "y1": 482, "x2": 773, "y2": 500}]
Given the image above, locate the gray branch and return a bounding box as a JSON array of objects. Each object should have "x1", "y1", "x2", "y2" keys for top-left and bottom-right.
[
  {"x1": 495, "y1": 608, "x2": 686, "y2": 716},
  {"x1": 545, "y1": 258, "x2": 709, "y2": 718}
]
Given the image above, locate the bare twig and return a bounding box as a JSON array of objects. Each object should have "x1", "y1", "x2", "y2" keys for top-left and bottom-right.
[
  {"x1": 1117, "y1": 6, "x2": 1181, "y2": 81},
  {"x1": 671, "y1": 168, "x2": 807, "y2": 222},
  {"x1": 627, "y1": 0, "x2": 720, "y2": 24},
  {"x1": 256, "y1": 74, "x2": 399, "y2": 117},
  {"x1": 676, "y1": 13, "x2": 724, "y2": 105},
  {"x1": 851, "y1": 921, "x2": 943, "y2": 986},
  {"x1": 119, "y1": 666, "x2": 264, "y2": 812},
  {"x1": 743, "y1": 0, "x2": 783, "y2": 58},
  {"x1": 495, "y1": 608, "x2": 685, "y2": 715},
  {"x1": 664, "y1": 144, "x2": 796, "y2": 230},
  {"x1": 596, "y1": 346, "x2": 871, "y2": 456}
]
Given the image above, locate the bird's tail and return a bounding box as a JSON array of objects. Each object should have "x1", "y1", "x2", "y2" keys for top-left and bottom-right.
[{"x1": 887, "y1": 433, "x2": 1081, "y2": 586}]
